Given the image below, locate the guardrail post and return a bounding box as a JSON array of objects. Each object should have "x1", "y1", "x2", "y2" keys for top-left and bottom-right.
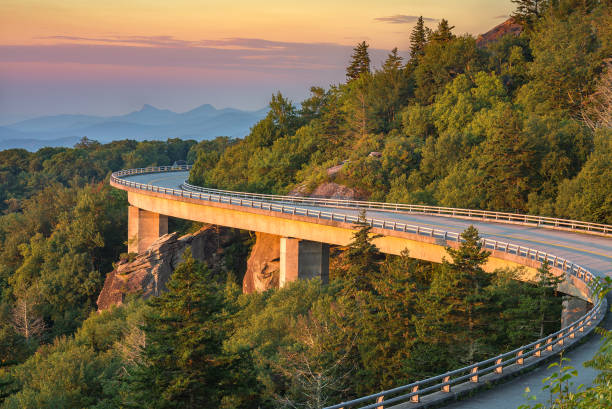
[
  {"x1": 470, "y1": 367, "x2": 479, "y2": 383},
  {"x1": 546, "y1": 340, "x2": 553, "y2": 351},
  {"x1": 411, "y1": 386, "x2": 419, "y2": 403},
  {"x1": 495, "y1": 358, "x2": 503, "y2": 374},
  {"x1": 376, "y1": 395, "x2": 385, "y2": 408},
  {"x1": 557, "y1": 333, "x2": 564, "y2": 346},
  {"x1": 534, "y1": 343, "x2": 541, "y2": 357},
  {"x1": 442, "y1": 376, "x2": 451, "y2": 392},
  {"x1": 569, "y1": 327, "x2": 575, "y2": 339},
  {"x1": 517, "y1": 350, "x2": 524, "y2": 365}
]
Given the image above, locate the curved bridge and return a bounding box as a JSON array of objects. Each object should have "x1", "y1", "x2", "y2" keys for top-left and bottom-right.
[{"x1": 110, "y1": 166, "x2": 610, "y2": 409}]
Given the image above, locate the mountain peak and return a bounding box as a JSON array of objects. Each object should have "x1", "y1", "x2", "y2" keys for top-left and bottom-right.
[
  {"x1": 185, "y1": 104, "x2": 217, "y2": 115},
  {"x1": 139, "y1": 104, "x2": 161, "y2": 112}
]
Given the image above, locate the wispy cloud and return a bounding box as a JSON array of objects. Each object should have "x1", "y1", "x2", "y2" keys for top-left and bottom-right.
[
  {"x1": 2, "y1": 37, "x2": 404, "y2": 74},
  {"x1": 493, "y1": 15, "x2": 510, "y2": 19},
  {"x1": 37, "y1": 35, "x2": 296, "y2": 51},
  {"x1": 374, "y1": 15, "x2": 438, "y2": 24}
]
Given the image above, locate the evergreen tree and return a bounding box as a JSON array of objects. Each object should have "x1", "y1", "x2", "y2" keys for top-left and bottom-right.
[
  {"x1": 346, "y1": 41, "x2": 371, "y2": 81},
  {"x1": 430, "y1": 19, "x2": 455, "y2": 43},
  {"x1": 442, "y1": 226, "x2": 492, "y2": 362},
  {"x1": 409, "y1": 16, "x2": 428, "y2": 61},
  {"x1": 511, "y1": 0, "x2": 548, "y2": 24},
  {"x1": 343, "y1": 210, "x2": 382, "y2": 293},
  {"x1": 123, "y1": 249, "x2": 260, "y2": 409},
  {"x1": 382, "y1": 48, "x2": 403, "y2": 72},
  {"x1": 534, "y1": 261, "x2": 564, "y2": 337},
  {"x1": 444, "y1": 226, "x2": 490, "y2": 277}
]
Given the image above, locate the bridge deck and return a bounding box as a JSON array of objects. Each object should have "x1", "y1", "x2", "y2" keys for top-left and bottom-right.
[{"x1": 119, "y1": 170, "x2": 612, "y2": 408}]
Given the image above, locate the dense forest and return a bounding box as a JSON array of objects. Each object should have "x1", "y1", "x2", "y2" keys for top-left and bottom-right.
[
  {"x1": 189, "y1": 1, "x2": 612, "y2": 225},
  {"x1": 0, "y1": 0, "x2": 611, "y2": 408}
]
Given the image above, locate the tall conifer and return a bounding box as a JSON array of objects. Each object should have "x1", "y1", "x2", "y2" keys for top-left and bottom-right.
[
  {"x1": 409, "y1": 16, "x2": 428, "y2": 61},
  {"x1": 346, "y1": 41, "x2": 371, "y2": 81},
  {"x1": 124, "y1": 250, "x2": 260, "y2": 408},
  {"x1": 430, "y1": 19, "x2": 455, "y2": 43}
]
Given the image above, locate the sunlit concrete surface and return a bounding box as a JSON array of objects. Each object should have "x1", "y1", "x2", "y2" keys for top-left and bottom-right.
[{"x1": 114, "y1": 170, "x2": 612, "y2": 408}]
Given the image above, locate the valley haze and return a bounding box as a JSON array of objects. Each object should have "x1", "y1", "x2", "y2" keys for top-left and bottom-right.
[{"x1": 0, "y1": 103, "x2": 268, "y2": 151}]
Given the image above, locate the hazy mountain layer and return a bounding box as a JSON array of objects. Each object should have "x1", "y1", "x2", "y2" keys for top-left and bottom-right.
[{"x1": 0, "y1": 104, "x2": 268, "y2": 150}]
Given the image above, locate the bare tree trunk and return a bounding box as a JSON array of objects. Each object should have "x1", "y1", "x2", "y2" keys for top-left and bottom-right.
[{"x1": 12, "y1": 297, "x2": 45, "y2": 340}]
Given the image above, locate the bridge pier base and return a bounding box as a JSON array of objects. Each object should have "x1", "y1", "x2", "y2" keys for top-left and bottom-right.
[
  {"x1": 561, "y1": 296, "x2": 591, "y2": 328},
  {"x1": 279, "y1": 238, "x2": 329, "y2": 287},
  {"x1": 128, "y1": 206, "x2": 168, "y2": 254}
]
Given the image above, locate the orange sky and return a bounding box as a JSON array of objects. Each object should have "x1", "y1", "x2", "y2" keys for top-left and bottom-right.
[
  {"x1": 0, "y1": 0, "x2": 515, "y2": 121},
  {"x1": 2, "y1": 0, "x2": 513, "y2": 49}
]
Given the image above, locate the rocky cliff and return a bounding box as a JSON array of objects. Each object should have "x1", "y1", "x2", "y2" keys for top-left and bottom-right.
[
  {"x1": 476, "y1": 18, "x2": 523, "y2": 47},
  {"x1": 242, "y1": 232, "x2": 280, "y2": 293},
  {"x1": 97, "y1": 225, "x2": 235, "y2": 311}
]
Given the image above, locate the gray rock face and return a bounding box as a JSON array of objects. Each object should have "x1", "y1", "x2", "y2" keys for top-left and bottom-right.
[{"x1": 97, "y1": 225, "x2": 233, "y2": 311}]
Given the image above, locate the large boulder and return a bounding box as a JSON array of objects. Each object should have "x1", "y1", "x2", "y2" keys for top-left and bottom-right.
[{"x1": 97, "y1": 225, "x2": 234, "y2": 311}]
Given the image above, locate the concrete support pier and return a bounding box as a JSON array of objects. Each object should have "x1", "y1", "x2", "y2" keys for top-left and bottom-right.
[
  {"x1": 279, "y1": 237, "x2": 329, "y2": 287},
  {"x1": 561, "y1": 296, "x2": 591, "y2": 327},
  {"x1": 128, "y1": 206, "x2": 168, "y2": 253}
]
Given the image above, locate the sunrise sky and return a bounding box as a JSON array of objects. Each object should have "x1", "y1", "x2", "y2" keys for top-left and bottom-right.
[{"x1": 0, "y1": 0, "x2": 514, "y2": 123}]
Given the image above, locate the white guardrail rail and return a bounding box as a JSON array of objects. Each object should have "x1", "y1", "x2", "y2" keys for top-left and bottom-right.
[{"x1": 111, "y1": 165, "x2": 609, "y2": 409}]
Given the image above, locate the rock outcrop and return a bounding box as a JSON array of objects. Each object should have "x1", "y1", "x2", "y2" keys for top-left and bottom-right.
[
  {"x1": 310, "y1": 182, "x2": 365, "y2": 200},
  {"x1": 242, "y1": 232, "x2": 280, "y2": 294},
  {"x1": 97, "y1": 225, "x2": 234, "y2": 311},
  {"x1": 476, "y1": 18, "x2": 523, "y2": 47},
  {"x1": 243, "y1": 174, "x2": 363, "y2": 294}
]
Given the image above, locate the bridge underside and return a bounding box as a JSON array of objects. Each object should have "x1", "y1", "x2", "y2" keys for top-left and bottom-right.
[{"x1": 126, "y1": 190, "x2": 590, "y2": 300}]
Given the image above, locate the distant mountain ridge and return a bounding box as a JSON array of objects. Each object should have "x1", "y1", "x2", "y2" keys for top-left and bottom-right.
[{"x1": 0, "y1": 104, "x2": 269, "y2": 151}]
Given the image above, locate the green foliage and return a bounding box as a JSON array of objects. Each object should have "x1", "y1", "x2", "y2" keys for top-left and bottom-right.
[
  {"x1": 430, "y1": 19, "x2": 456, "y2": 43},
  {"x1": 123, "y1": 250, "x2": 261, "y2": 408},
  {"x1": 512, "y1": 0, "x2": 548, "y2": 26},
  {"x1": 555, "y1": 129, "x2": 612, "y2": 223},
  {"x1": 409, "y1": 16, "x2": 429, "y2": 61},
  {"x1": 346, "y1": 41, "x2": 371, "y2": 81},
  {"x1": 1, "y1": 1, "x2": 610, "y2": 407},
  {"x1": 189, "y1": 4, "x2": 610, "y2": 221},
  {"x1": 342, "y1": 211, "x2": 382, "y2": 294}
]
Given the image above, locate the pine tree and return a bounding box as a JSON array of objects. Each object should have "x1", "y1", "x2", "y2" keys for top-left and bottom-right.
[
  {"x1": 382, "y1": 48, "x2": 403, "y2": 72},
  {"x1": 444, "y1": 225, "x2": 490, "y2": 278},
  {"x1": 346, "y1": 41, "x2": 371, "y2": 81},
  {"x1": 123, "y1": 249, "x2": 260, "y2": 408},
  {"x1": 442, "y1": 226, "x2": 493, "y2": 362},
  {"x1": 343, "y1": 210, "x2": 382, "y2": 293},
  {"x1": 511, "y1": 0, "x2": 548, "y2": 24},
  {"x1": 534, "y1": 261, "x2": 564, "y2": 337},
  {"x1": 430, "y1": 19, "x2": 455, "y2": 43},
  {"x1": 409, "y1": 16, "x2": 428, "y2": 61}
]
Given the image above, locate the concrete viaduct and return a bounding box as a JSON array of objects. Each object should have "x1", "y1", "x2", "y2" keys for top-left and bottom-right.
[{"x1": 111, "y1": 166, "x2": 611, "y2": 409}]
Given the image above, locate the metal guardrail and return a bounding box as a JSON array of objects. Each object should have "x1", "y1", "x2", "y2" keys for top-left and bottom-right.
[
  {"x1": 112, "y1": 166, "x2": 612, "y2": 237},
  {"x1": 110, "y1": 166, "x2": 608, "y2": 409},
  {"x1": 180, "y1": 184, "x2": 612, "y2": 238},
  {"x1": 326, "y1": 299, "x2": 606, "y2": 409},
  {"x1": 110, "y1": 167, "x2": 598, "y2": 286}
]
